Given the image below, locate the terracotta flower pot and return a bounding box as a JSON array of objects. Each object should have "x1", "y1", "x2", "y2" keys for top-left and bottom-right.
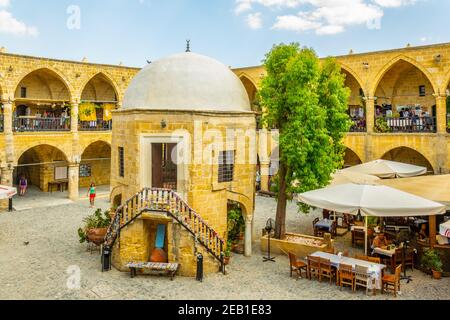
[
  {"x1": 87, "y1": 228, "x2": 107, "y2": 246},
  {"x1": 432, "y1": 269, "x2": 442, "y2": 280},
  {"x1": 224, "y1": 256, "x2": 231, "y2": 265}
]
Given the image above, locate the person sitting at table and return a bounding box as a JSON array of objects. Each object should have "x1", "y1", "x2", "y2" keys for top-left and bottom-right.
[
  {"x1": 418, "y1": 224, "x2": 428, "y2": 241},
  {"x1": 372, "y1": 233, "x2": 389, "y2": 249}
]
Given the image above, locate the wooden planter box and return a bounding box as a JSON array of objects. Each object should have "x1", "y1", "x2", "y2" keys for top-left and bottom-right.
[{"x1": 260, "y1": 233, "x2": 334, "y2": 259}]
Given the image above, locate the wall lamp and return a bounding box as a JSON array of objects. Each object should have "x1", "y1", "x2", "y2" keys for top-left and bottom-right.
[
  {"x1": 161, "y1": 119, "x2": 167, "y2": 129},
  {"x1": 434, "y1": 54, "x2": 442, "y2": 64},
  {"x1": 362, "y1": 62, "x2": 369, "y2": 69}
]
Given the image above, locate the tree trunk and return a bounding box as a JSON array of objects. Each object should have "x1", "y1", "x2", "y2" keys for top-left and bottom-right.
[{"x1": 275, "y1": 162, "x2": 287, "y2": 239}]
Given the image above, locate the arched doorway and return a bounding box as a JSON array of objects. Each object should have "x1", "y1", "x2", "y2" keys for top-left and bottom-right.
[
  {"x1": 240, "y1": 75, "x2": 261, "y2": 128},
  {"x1": 381, "y1": 147, "x2": 434, "y2": 173},
  {"x1": 374, "y1": 60, "x2": 436, "y2": 133},
  {"x1": 80, "y1": 141, "x2": 112, "y2": 188},
  {"x1": 13, "y1": 68, "x2": 71, "y2": 132},
  {"x1": 342, "y1": 68, "x2": 365, "y2": 132},
  {"x1": 80, "y1": 73, "x2": 118, "y2": 131},
  {"x1": 343, "y1": 148, "x2": 363, "y2": 168}
]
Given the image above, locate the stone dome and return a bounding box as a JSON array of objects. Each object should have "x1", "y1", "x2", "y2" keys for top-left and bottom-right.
[{"x1": 122, "y1": 52, "x2": 251, "y2": 112}]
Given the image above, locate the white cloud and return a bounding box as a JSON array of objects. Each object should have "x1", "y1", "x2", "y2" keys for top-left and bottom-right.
[
  {"x1": 373, "y1": 0, "x2": 417, "y2": 8},
  {"x1": 0, "y1": 10, "x2": 39, "y2": 36},
  {"x1": 235, "y1": 0, "x2": 421, "y2": 35},
  {"x1": 0, "y1": 0, "x2": 10, "y2": 7},
  {"x1": 247, "y1": 12, "x2": 263, "y2": 29}
]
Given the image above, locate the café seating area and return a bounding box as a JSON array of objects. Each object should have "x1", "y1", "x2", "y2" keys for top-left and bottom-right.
[{"x1": 287, "y1": 250, "x2": 403, "y2": 296}]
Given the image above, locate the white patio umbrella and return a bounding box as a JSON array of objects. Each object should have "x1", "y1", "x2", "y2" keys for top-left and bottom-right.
[
  {"x1": 297, "y1": 183, "x2": 446, "y2": 254},
  {"x1": 440, "y1": 220, "x2": 450, "y2": 238},
  {"x1": 0, "y1": 185, "x2": 17, "y2": 200},
  {"x1": 330, "y1": 170, "x2": 381, "y2": 186},
  {"x1": 343, "y1": 160, "x2": 427, "y2": 178},
  {"x1": 379, "y1": 174, "x2": 450, "y2": 208}
]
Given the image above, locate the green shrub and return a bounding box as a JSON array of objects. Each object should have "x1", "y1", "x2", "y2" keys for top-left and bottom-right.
[
  {"x1": 421, "y1": 249, "x2": 443, "y2": 272},
  {"x1": 374, "y1": 117, "x2": 391, "y2": 133},
  {"x1": 77, "y1": 208, "x2": 111, "y2": 243}
]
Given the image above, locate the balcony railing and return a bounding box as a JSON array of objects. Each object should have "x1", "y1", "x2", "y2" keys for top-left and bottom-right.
[
  {"x1": 375, "y1": 116, "x2": 436, "y2": 133},
  {"x1": 13, "y1": 117, "x2": 71, "y2": 132},
  {"x1": 0, "y1": 115, "x2": 3, "y2": 132},
  {"x1": 350, "y1": 117, "x2": 366, "y2": 132},
  {"x1": 79, "y1": 120, "x2": 112, "y2": 131}
]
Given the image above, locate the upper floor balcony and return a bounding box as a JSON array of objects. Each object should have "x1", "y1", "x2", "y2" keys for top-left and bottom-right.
[
  {"x1": 79, "y1": 120, "x2": 112, "y2": 131},
  {"x1": 374, "y1": 115, "x2": 437, "y2": 134},
  {"x1": 349, "y1": 117, "x2": 367, "y2": 133},
  {"x1": 13, "y1": 116, "x2": 70, "y2": 132}
]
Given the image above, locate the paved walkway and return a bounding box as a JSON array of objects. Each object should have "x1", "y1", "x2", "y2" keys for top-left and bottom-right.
[
  {"x1": 12, "y1": 185, "x2": 110, "y2": 212},
  {"x1": 0, "y1": 196, "x2": 449, "y2": 300}
]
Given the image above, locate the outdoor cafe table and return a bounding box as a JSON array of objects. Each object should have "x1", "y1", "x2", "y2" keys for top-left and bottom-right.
[
  {"x1": 310, "y1": 251, "x2": 386, "y2": 290},
  {"x1": 315, "y1": 219, "x2": 334, "y2": 232}
]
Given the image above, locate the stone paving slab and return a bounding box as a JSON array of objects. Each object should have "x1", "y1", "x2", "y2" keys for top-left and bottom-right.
[{"x1": 0, "y1": 196, "x2": 449, "y2": 300}]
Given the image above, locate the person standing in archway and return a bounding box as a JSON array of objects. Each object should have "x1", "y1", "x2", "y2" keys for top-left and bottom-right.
[
  {"x1": 19, "y1": 175, "x2": 28, "y2": 196},
  {"x1": 87, "y1": 183, "x2": 96, "y2": 208}
]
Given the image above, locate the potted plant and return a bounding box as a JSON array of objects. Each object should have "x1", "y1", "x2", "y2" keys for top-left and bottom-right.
[
  {"x1": 421, "y1": 249, "x2": 443, "y2": 280},
  {"x1": 224, "y1": 240, "x2": 232, "y2": 265},
  {"x1": 78, "y1": 208, "x2": 111, "y2": 245}
]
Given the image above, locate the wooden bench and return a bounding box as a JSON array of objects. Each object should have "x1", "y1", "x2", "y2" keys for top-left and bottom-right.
[{"x1": 126, "y1": 262, "x2": 180, "y2": 280}]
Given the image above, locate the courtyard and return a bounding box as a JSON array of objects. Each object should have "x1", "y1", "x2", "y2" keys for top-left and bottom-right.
[{"x1": 0, "y1": 195, "x2": 448, "y2": 300}]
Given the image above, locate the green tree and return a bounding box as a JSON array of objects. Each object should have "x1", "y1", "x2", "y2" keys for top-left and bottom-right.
[{"x1": 259, "y1": 43, "x2": 351, "y2": 239}]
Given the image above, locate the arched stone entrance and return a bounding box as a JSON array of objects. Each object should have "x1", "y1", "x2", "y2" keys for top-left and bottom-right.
[
  {"x1": 80, "y1": 141, "x2": 111, "y2": 188},
  {"x1": 381, "y1": 147, "x2": 434, "y2": 173},
  {"x1": 343, "y1": 148, "x2": 363, "y2": 168},
  {"x1": 80, "y1": 73, "x2": 118, "y2": 131},
  {"x1": 13, "y1": 68, "x2": 71, "y2": 132},
  {"x1": 342, "y1": 68, "x2": 366, "y2": 132},
  {"x1": 373, "y1": 59, "x2": 436, "y2": 133}
]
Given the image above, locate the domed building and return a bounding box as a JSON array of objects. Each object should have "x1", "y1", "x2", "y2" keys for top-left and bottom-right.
[{"x1": 108, "y1": 51, "x2": 257, "y2": 276}]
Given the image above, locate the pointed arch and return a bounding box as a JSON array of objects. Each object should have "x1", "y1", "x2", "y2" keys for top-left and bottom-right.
[
  {"x1": 80, "y1": 72, "x2": 120, "y2": 103},
  {"x1": 343, "y1": 147, "x2": 363, "y2": 168},
  {"x1": 14, "y1": 67, "x2": 73, "y2": 101},
  {"x1": 340, "y1": 63, "x2": 365, "y2": 95},
  {"x1": 381, "y1": 146, "x2": 434, "y2": 173},
  {"x1": 238, "y1": 73, "x2": 259, "y2": 111},
  {"x1": 371, "y1": 55, "x2": 437, "y2": 96}
]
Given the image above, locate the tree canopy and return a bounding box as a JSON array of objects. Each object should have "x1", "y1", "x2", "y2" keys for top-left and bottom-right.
[{"x1": 259, "y1": 43, "x2": 351, "y2": 238}]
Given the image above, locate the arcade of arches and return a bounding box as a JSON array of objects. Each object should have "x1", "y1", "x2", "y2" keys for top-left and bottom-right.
[{"x1": 1, "y1": 42, "x2": 450, "y2": 205}]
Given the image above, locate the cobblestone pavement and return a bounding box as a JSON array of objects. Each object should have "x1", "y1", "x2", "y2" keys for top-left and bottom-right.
[{"x1": 0, "y1": 196, "x2": 449, "y2": 300}]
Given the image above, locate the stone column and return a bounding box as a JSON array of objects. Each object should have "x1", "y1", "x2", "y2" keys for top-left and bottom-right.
[
  {"x1": 435, "y1": 96, "x2": 448, "y2": 173},
  {"x1": 0, "y1": 167, "x2": 13, "y2": 186},
  {"x1": 244, "y1": 215, "x2": 253, "y2": 257},
  {"x1": 365, "y1": 97, "x2": 375, "y2": 134},
  {"x1": 68, "y1": 163, "x2": 79, "y2": 201},
  {"x1": 260, "y1": 161, "x2": 270, "y2": 192},
  {"x1": 435, "y1": 96, "x2": 447, "y2": 134},
  {"x1": 2, "y1": 99, "x2": 15, "y2": 164},
  {"x1": 70, "y1": 102, "x2": 79, "y2": 133}
]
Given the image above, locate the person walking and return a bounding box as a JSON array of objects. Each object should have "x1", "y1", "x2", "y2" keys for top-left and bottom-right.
[
  {"x1": 87, "y1": 183, "x2": 96, "y2": 208},
  {"x1": 19, "y1": 175, "x2": 28, "y2": 196}
]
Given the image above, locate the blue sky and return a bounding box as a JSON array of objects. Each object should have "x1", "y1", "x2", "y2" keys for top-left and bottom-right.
[{"x1": 0, "y1": 0, "x2": 449, "y2": 68}]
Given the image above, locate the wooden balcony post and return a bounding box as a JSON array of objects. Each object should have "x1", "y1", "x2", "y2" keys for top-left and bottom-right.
[{"x1": 429, "y1": 215, "x2": 437, "y2": 247}]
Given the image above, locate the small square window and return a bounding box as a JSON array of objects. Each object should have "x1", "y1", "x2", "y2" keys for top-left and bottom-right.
[
  {"x1": 218, "y1": 151, "x2": 235, "y2": 183},
  {"x1": 419, "y1": 85, "x2": 426, "y2": 97},
  {"x1": 20, "y1": 87, "x2": 27, "y2": 98},
  {"x1": 118, "y1": 147, "x2": 125, "y2": 178}
]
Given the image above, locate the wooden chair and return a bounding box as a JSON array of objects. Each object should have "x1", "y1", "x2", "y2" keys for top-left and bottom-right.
[
  {"x1": 307, "y1": 256, "x2": 321, "y2": 281},
  {"x1": 393, "y1": 248, "x2": 414, "y2": 271},
  {"x1": 319, "y1": 258, "x2": 335, "y2": 284},
  {"x1": 355, "y1": 265, "x2": 375, "y2": 295},
  {"x1": 338, "y1": 264, "x2": 355, "y2": 292},
  {"x1": 367, "y1": 257, "x2": 381, "y2": 264},
  {"x1": 343, "y1": 250, "x2": 350, "y2": 257},
  {"x1": 382, "y1": 265, "x2": 402, "y2": 297},
  {"x1": 352, "y1": 229, "x2": 365, "y2": 247},
  {"x1": 288, "y1": 252, "x2": 308, "y2": 280},
  {"x1": 355, "y1": 255, "x2": 369, "y2": 261}
]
